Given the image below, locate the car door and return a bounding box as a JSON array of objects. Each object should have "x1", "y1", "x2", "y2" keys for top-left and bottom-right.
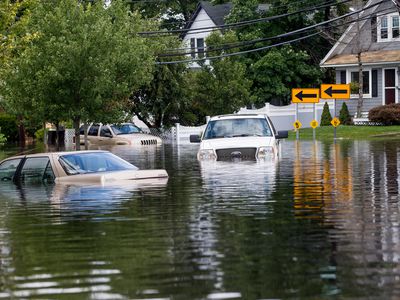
[
  {"x1": 19, "y1": 156, "x2": 55, "y2": 184},
  {"x1": 87, "y1": 124, "x2": 100, "y2": 144},
  {"x1": 99, "y1": 125, "x2": 115, "y2": 145},
  {"x1": 0, "y1": 158, "x2": 23, "y2": 181}
]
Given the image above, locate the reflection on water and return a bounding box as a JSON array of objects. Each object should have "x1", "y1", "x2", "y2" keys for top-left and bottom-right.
[{"x1": 0, "y1": 141, "x2": 400, "y2": 298}]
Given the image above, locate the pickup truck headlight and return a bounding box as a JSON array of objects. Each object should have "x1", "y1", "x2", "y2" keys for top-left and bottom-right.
[
  {"x1": 198, "y1": 149, "x2": 217, "y2": 160},
  {"x1": 257, "y1": 146, "x2": 275, "y2": 159}
]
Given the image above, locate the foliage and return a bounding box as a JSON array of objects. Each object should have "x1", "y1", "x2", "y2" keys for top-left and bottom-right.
[
  {"x1": 1, "y1": 0, "x2": 159, "y2": 147},
  {"x1": 320, "y1": 102, "x2": 332, "y2": 126},
  {"x1": 0, "y1": 0, "x2": 38, "y2": 73},
  {"x1": 251, "y1": 47, "x2": 322, "y2": 106},
  {"x1": 130, "y1": 34, "x2": 192, "y2": 128},
  {"x1": 339, "y1": 102, "x2": 352, "y2": 125},
  {"x1": 35, "y1": 128, "x2": 45, "y2": 142},
  {"x1": 369, "y1": 103, "x2": 400, "y2": 125},
  {"x1": 0, "y1": 113, "x2": 18, "y2": 141},
  {"x1": 350, "y1": 82, "x2": 359, "y2": 94},
  {"x1": 187, "y1": 32, "x2": 252, "y2": 124},
  {"x1": 0, "y1": 133, "x2": 6, "y2": 144}
]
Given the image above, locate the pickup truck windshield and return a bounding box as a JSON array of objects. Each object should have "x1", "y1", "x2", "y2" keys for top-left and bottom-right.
[{"x1": 203, "y1": 118, "x2": 272, "y2": 140}]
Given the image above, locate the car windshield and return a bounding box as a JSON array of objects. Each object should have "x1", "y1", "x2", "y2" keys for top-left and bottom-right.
[
  {"x1": 111, "y1": 124, "x2": 142, "y2": 135},
  {"x1": 59, "y1": 152, "x2": 138, "y2": 175},
  {"x1": 203, "y1": 118, "x2": 272, "y2": 140}
]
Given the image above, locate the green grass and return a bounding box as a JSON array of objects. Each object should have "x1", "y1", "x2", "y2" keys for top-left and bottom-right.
[{"x1": 288, "y1": 125, "x2": 400, "y2": 140}]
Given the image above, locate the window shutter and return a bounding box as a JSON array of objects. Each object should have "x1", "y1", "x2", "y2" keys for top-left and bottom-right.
[
  {"x1": 371, "y1": 15, "x2": 377, "y2": 43},
  {"x1": 340, "y1": 70, "x2": 347, "y2": 84},
  {"x1": 190, "y1": 38, "x2": 195, "y2": 58},
  {"x1": 372, "y1": 69, "x2": 378, "y2": 97}
]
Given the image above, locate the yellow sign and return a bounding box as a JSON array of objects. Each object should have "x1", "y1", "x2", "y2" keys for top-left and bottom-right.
[
  {"x1": 331, "y1": 117, "x2": 340, "y2": 127},
  {"x1": 320, "y1": 84, "x2": 350, "y2": 99},
  {"x1": 310, "y1": 119, "x2": 318, "y2": 129},
  {"x1": 293, "y1": 120, "x2": 302, "y2": 130},
  {"x1": 292, "y1": 88, "x2": 320, "y2": 103}
]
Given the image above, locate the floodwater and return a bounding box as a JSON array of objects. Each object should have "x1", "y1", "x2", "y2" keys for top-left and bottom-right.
[{"x1": 0, "y1": 140, "x2": 400, "y2": 299}]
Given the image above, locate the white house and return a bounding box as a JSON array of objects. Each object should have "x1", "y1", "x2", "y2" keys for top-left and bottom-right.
[{"x1": 182, "y1": 1, "x2": 233, "y2": 68}]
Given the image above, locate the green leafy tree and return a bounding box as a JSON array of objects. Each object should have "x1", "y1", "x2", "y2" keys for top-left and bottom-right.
[
  {"x1": 320, "y1": 102, "x2": 332, "y2": 126},
  {"x1": 1, "y1": 0, "x2": 158, "y2": 149},
  {"x1": 251, "y1": 46, "x2": 322, "y2": 106},
  {"x1": 188, "y1": 32, "x2": 252, "y2": 124},
  {"x1": 130, "y1": 59, "x2": 191, "y2": 128},
  {"x1": 339, "y1": 102, "x2": 351, "y2": 125}
]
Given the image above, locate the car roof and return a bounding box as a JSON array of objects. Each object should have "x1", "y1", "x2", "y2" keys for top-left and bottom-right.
[
  {"x1": 1, "y1": 150, "x2": 109, "y2": 161},
  {"x1": 209, "y1": 114, "x2": 267, "y2": 121}
]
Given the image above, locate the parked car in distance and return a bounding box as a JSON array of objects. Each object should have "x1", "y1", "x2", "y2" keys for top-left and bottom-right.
[
  {"x1": 190, "y1": 114, "x2": 288, "y2": 161},
  {"x1": 0, "y1": 150, "x2": 168, "y2": 186},
  {"x1": 79, "y1": 123, "x2": 162, "y2": 146}
]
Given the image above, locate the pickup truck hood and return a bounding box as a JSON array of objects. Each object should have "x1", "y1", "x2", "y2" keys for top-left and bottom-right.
[{"x1": 200, "y1": 136, "x2": 275, "y2": 150}]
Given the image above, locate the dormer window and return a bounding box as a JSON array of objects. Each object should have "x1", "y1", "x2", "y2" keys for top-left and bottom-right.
[
  {"x1": 393, "y1": 16, "x2": 399, "y2": 38},
  {"x1": 190, "y1": 38, "x2": 205, "y2": 59},
  {"x1": 378, "y1": 13, "x2": 400, "y2": 42},
  {"x1": 381, "y1": 16, "x2": 388, "y2": 39}
]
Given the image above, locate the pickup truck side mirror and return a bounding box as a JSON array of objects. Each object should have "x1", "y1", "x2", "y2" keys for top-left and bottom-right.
[
  {"x1": 190, "y1": 134, "x2": 201, "y2": 143},
  {"x1": 276, "y1": 131, "x2": 288, "y2": 139}
]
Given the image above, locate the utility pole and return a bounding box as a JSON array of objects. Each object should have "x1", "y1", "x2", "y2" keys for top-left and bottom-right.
[{"x1": 356, "y1": 0, "x2": 363, "y2": 118}]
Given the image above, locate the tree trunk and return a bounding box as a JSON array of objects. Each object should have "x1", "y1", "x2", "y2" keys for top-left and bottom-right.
[
  {"x1": 18, "y1": 115, "x2": 25, "y2": 147},
  {"x1": 73, "y1": 117, "x2": 81, "y2": 151},
  {"x1": 131, "y1": 109, "x2": 154, "y2": 128},
  {"x1": 356, "y1": 52, "x2": 364, "y2": 118},
  {"x1": 84, "y1": 122, "x2": 88, "y2": 150},
  {"x1": 55, "y1": 121, "x2": 60, "y2": 151}
]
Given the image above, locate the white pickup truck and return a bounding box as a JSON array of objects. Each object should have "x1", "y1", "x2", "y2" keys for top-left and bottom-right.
[{"x1": 190, "y1": 114, "x2": 288, "y2": 161}]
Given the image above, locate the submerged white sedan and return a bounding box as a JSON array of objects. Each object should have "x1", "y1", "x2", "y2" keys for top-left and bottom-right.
[
  {"x1": 190, "y1": 114, "x2": 288, "y2": 161},
  {"x1": 0, "y1": 150, "x2": 168, "y2": 186}
]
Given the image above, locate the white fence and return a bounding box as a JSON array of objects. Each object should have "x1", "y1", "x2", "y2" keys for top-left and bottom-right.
[{"x1": 63, "y1": 102, "x2": 338, "y2": 146}]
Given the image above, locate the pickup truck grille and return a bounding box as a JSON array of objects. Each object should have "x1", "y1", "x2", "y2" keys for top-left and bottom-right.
[
  {"x1": 141, "y1": 139, "x2": 158, "y2": 145},
  {"x1": 216, "y1": 148, "x2": 257, "y2": 161}
]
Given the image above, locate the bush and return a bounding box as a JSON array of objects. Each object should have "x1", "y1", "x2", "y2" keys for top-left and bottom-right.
[
  {"x1": 339, "y1": 102, "x2": 352, "y2": 125},
  {"x1": 35, "y1": 128, "x2": 46, "y2": 142},
  {"x1": 320, "y1": 102, "x2": 332, "y2": 126},
  {"x1": 369, "y1": 103, "x2": 400, "y2": 125}
]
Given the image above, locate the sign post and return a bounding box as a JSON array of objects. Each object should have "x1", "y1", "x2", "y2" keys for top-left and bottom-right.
[
  {"x1": 320, "y1": 84, "x2": 350, "y2": 140},
  {"x1": 292, "y1": 88, "x2": 319, "y2": 140}
]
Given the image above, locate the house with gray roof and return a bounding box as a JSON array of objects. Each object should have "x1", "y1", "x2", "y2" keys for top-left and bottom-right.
[
  {"x1": 183, "y1": 1, "x2": 268, "y2": 68},
  {"x1": 182, "y1": 1, "x2": 232, "y2": 68},
  {"x1": 321, "y1": 0, "x2": 400, "y2": 114}
]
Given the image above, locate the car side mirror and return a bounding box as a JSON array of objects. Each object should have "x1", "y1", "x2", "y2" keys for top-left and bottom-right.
[
  {"x1": 190, "y1": 134, "x2": 201, "y2": 143},
  {"x1": 276, "y1": 131, "x2": 288, "y2": 139}
]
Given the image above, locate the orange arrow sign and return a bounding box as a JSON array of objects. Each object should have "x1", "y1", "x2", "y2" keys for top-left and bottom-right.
[
  {"x1": 292, "y1": 88, "x2": 320, "y2": 103},
  {"x1": 321, "y1": 84, "x2": 350, "y2": 99}
]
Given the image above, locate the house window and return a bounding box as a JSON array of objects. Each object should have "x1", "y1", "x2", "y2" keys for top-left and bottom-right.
[
  {"x1": 393, "y1": 16, "x2": 399, "y2": 38},
  {"x1": 188, "y1": 38, "x2": 206, "y2": 59},
  {"x1": 197, "y1": 38, "x2": 205, "y2": 58},
  {"x1": 378, "y1": 13, "x2": 400, "y2": 41},
  {"x1": 349, "y1": 70, "x2": 371, "y2": 97},
  {"x1": 381, "y1": 16, "x2": 388, "y2": 39}
]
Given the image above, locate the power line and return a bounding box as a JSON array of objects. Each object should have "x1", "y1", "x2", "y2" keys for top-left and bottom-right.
[
  {"x1": 155, "y1": 0, "x2": 385, "y2": 65},
  {"x1": 156, "y1": 31, "x2": 321, "y2": 65},
  {"x1": 139, "y1": 0, "x2": 354, "y2": 35},
  {"x1": 152, "y1": 0, "x2": 335, "y2": 27},
  {"x1": 159, "y1": 5, "x2": 394, "y2": 58}
]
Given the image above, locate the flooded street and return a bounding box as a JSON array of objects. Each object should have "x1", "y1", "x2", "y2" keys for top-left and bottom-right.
[{"x1": 0, "y1": 140, "x2": 399, "y2": 299}]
